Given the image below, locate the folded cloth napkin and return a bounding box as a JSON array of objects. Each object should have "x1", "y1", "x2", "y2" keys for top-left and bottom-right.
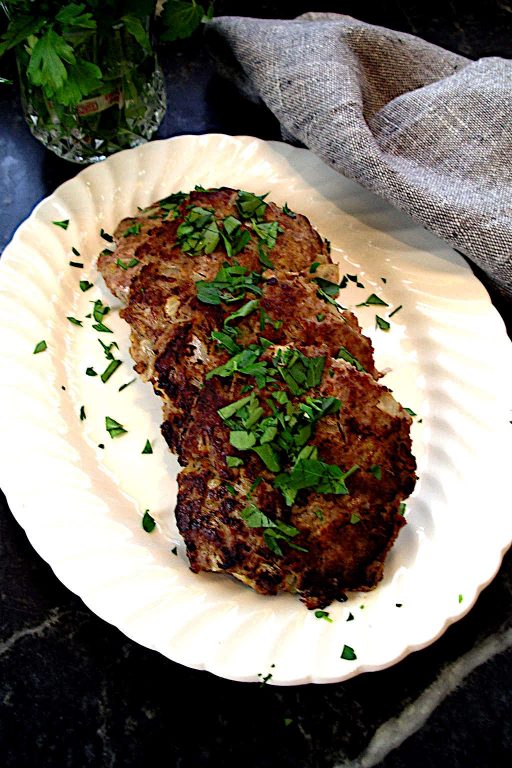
[{"x1": 206, "y1": 13, "x2": 512, "y2": 300}]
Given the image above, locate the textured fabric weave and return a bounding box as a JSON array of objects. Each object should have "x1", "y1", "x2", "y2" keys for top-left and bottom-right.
[{"x1": 207, "y1": 14, "x2": 512, "y2": 298}]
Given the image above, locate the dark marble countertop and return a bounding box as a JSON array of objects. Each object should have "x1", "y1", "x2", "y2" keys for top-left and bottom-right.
[{"x1": 1, "y1": 4, "x2": 511, "y2": 766}]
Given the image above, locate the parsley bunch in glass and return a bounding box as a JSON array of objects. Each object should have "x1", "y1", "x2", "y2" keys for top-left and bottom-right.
[{"x1": 0, "y1": 1, "x2": 213, "y2": 162}]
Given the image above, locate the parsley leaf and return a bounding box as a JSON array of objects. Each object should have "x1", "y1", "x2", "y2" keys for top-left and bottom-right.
[
  {"x1": 236, "y1": 190, "x2": 268, "y2": 221},
  {"x1": 275, "y1": 460, "x2": 359, "y2": 506},
  {"x1": 375, "y1": 315, "x2": 390, "y2": 331},
  {"x1": 337, "y1": 346, "x2": 366, "y2": 372},
  {"x1": 53, "y1": 219, "x2": 69, "y2": 230},
  {"x1": 341, "y1": 644, "x2": 357, "y2": 661},
  {"x1": 116, "y1": 257, "x2": 140, "y2": 269},
  {"x1": 315, "y1": 610, "x2": 333, "y2": 622},
  {"x1": 142, "y1": 510, "x2": 156, "y2": 533},
  {"x1": 177, "y1": 206, "x2": 219, "y2": 255},
  {"x1": 160, "y1": 0, "x2": 210, "y2": 41},
  {"x1": 27, "y1": 30, "x2": 75, "y2": 94},
  {"x1": 196, "y1": 264, "x2": 262, "y2": 305},
  {"x1": 105, "y1": 416, "x2": 127, "y2": 438},
  {"x1": 357, "y1": 293, "x2": 389, "y2": 307},
  {"x1": 240, "y1": 503, "x2": 307, "y2": 556},
  {"x1": 100, "y1": 359, "x2": 122, "y2": 383},
  {"x1": 33, "y1": 340, "x2": 47, "y2": 354},
  {"x1": 122, "y1": 223, "x2": 142, "y2": 237}
]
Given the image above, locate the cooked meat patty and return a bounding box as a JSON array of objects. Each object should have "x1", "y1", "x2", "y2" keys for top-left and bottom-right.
[
  {"x1": 176, "y1": 356, "x2": 415, "y2": 608},
  {"x1": 98, "y1": 187, "x2": 416, "y2": 608}
]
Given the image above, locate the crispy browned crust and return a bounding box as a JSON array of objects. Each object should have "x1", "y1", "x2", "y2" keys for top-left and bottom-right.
[{"x1": 98, "y1": 187, "x2": 417, "y2": 608}]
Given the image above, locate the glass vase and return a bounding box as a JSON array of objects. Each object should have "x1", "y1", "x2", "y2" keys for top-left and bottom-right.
[{"x1": 16, "y1": 19, "x2": 167, "y2": 164}]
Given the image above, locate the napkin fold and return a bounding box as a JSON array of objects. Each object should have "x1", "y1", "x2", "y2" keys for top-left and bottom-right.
[{"x1": 206, "y1": 14, "x2": 512, "y2": 299}]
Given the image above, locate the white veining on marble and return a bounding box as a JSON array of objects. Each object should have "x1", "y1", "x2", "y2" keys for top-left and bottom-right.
[
  {"x1": 0, "y1": 607, "x2": 63, "y2": 657},
  {"x1": 336, "y1": 625, "x2": 512, "y2": 768},
  {"x1": 96, "y1": 680, "x2": 116, "y2": 768}
]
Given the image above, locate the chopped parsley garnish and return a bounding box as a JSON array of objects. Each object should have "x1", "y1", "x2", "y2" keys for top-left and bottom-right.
[
  {"x1": 142, "y1": 440, "x2": 153, "y2": 455},
  {"x1": 337, "y1": 346, "x2": 366, "y2": 372},
  {"x1": 240, "y1": 503, "x2": 307, "y2": 556},
  {"x1": 369, "y1": 465, "x2": 382, "y2": 480},
  {"x1": 226, "y1": 456, "x2": 244, "y2": 468},
  {"x1": 122, "y1": 223, "x2": 142, "y2": 237},
  {"x1": 236, "y1": 190, "x2": 268, "y2": 221},
  {"x1": 116, "y1": 258, "x2": 140, "y2": 270},
  {"x1": 53, "y1": 219, "x2": 69, "y2": 230},
  {"x1": 340, "y1": 273, "x2": 365, "y2": 289},
  {"x1": 389, "y1": 304, "x2": 403, "y2": 318},
  {"x1": 69, "y1": 261, "x2": 83, "y2": 268},
  {"x1": 92, "y1": 322, "x2": 113, "y2": 334},
  {"x1": 218, "y1": 387, "x2": 355, "y2": 506},
  {"x1": 142, "y1": 510, "x2": 156, "y2": 533},
  {"x1": 177, "y1": 206, "x2": 220, "y2": 255},
  {"x1": 341, "y1": 644, "x2": 357, "y2": 661},
  {"x1": 316, "y1": 313, "x2": 325, "y2": 322},
  {"x1": 100, "y1": 228, "x2": 113, "y2": 242},
  {"x1": 224, "y1": 299, "x2": 260, "y2": 330},
  {"x1": 157, "y1": 191, "x2": 187, "y2": 215},
  {"x1": 33, "y1": 340, "x2": 47, "y2": 354},
  {"x1": 257, "y1": 243, "x2": 275, "y2": 269},
  {"x1": 100, "y1": 359, "x2": 122, "y2": 383},
  {"x1": 205, "y1": 347, "x2": 269, "y2": 384},
  {"x1": 375, "y1": 315, "x2": 390, "y2": 331},
  {"x1": 404, "y1": 407, "x2": 416, "y2": 417},
  {"x1": 284, "y1": 718, "x2": 294, "y2": 727},
  {"x1": 251, "y1": 219, "x2": 282, "y2": 249},
  {"x1": 79, "y1": 405, "x2": 86, "y2": 421},
  {"x1": 79, "y1": 280, "x2": 93, "y2": 292},
  {"x1": 91, "y1": 299, "x2": 112, "y2": 333},
  {"x1": 273, "y1": 348, "x2": 325, "y2": 395},
  {"x1": 257, "y1": 668, "x2": 274, "y2": 686},
  {"x1": 346, "y1": 612, "x2": 354, "y2": 621},
  {"x1": 72, "y1": 247, "x2": 80, "y2": 257},
  {"x1": 67, "y1": 316, "x2": 82, "y2": 326},
  {"x1": 210, "y1": 330, "x2": 241, "y2": 355},
  {"x1": 282, "y1": 202, "x2": 296, "y2": 218},
  {"x1": 350, "y1": 513, "x2": 360, "y2": 524},
  {"x1": 398, "y1": 502, "x2": 406, "y2": 516},
  {"x1": 99, "y1": 340, "x2": 119, "y2": 360},
  {"x1": 458, "y1": 594, "x2": 463, "y2": 603},
  {"x1": 357, "y1": 293, "x2": 389, "y2": 307},
  {"x1": 275, "y1": 460, "x2": 359, "y2": 507},
  {"x1": 171, "y1": 546, "x2": 178, "y2": 556},
  {"x1": 118, "y1": 378, "x2": 136, "y2": 392},
  {"x1": 105, "y1": 416, "x2": 127, "y2": 438},
  {"x1": 309, "y1": 262, "x2": 320, "y2": 274},
  {"x1": 86, "y1": 367, "x2": 97, "y2": 376},
  {"x1": 196, "y1": 264, "x2": 262, "y2": 305},
  {"x1": 315, "y1": 610, "x2": 333, "y2": 622},
  {"x1": 259, "y1": 309, "x2": 282, "y2": 333},
  {"x1": 220, "y1": 215, "x2": 251, "y2": 257},
  {"x1": 229, "y1": 430, "x2": 256, "y2": 450},
  {"x1": 314, "y1": 276, "x2": 340, "y2": 298}
]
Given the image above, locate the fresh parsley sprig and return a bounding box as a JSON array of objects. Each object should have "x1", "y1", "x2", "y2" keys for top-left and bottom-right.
[{"x1": 0, "y1": 2, "x2": 213, "y2": 107}]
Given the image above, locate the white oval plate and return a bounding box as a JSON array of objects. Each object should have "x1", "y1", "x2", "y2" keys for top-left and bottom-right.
[{"x1": 1, "y1": 134, "x2": 511, "y2": 685}]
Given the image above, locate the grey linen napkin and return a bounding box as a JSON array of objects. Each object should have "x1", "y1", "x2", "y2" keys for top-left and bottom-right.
[{"x1": 206, "y1": 13, "x2": 512, "y2": 300}]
